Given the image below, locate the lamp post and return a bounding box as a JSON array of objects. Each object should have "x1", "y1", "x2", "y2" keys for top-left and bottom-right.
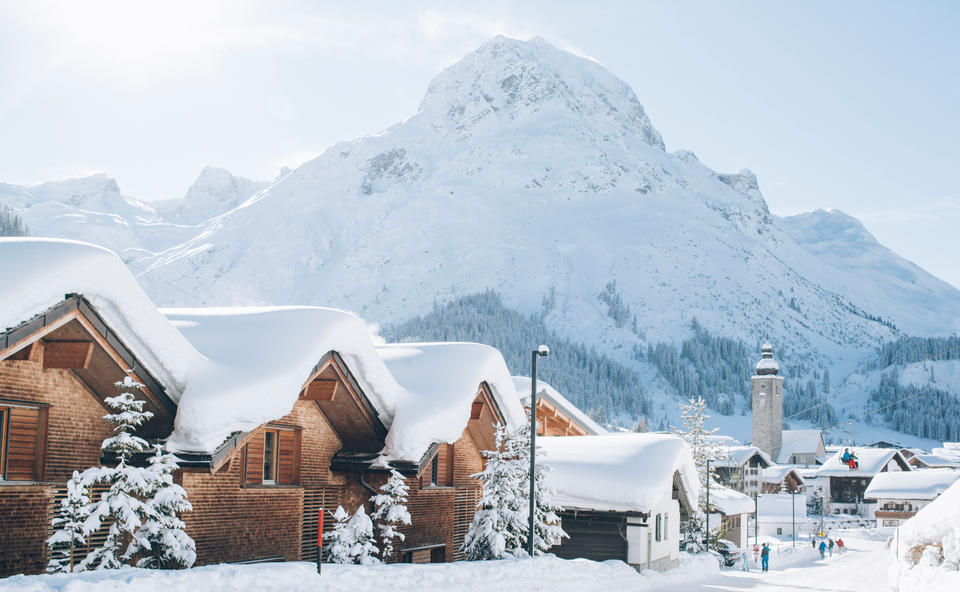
[
  {"x1": 705, "y1": 459, "x2": 710, "y2": 551},
  {"x1": 791, "y1": 490, "x2": 796, "y2": 548},
  {"x1": 529, "y1": 344, "x2": 550, "y2": 558}
]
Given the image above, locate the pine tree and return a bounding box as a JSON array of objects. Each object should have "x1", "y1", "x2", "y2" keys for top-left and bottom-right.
[
  {"x1": 513, "y1": 414, "x2": 567, "y2": 555},
  {"x1": 347, "y1": 506, "x2": 380, "y2": 565},
  {"x1": 670, "y1": 396, "x2": 719, "y2": 545},
  {"x1": 370, "y1": 469, "x2": 411, "y2": 561},
  {"x1": 633, "y1": 417, "x2": 650, "y2": 433},
  {"x1": 80, "y1": 377, "x2": 156, "y2": 570},
  {"x1": 323, "y1": 506, "x2": 354, "y2": 564},
  {"x1": 463, "y1": 423, "x2": 527, "y2": 560},
  {"x1": 46, "y1": 470, "x2": 96, "y2": 573},
  {"x1": 127, "y1": 445, "x2": 196, "y2": 568}
]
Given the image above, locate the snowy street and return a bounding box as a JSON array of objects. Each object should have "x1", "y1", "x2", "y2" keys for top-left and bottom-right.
[{"x1": 653, "y1": 531, "x2": 892, "y2": 592}]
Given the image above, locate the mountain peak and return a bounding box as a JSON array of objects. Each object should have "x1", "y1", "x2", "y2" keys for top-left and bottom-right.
[
  {"x1": 173, "y1": 167, "x2": 268, "y2": 224},
  {"x1": 417, "y1": 36, "x2": 664, "y2": 149}
]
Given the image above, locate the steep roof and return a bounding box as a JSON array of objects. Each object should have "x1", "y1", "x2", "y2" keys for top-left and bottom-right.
[
  {"x1": 0, "y1": 238, "x2": 195, "y2": 398},
  {"x1": 864, "y1": 469, "x2": 960, "y2": 500},
  {"x1": 163, "y1": 307, "x2": 403, "y2": 454},
  {"x1": 540, "y1": 433, "x2": 699, "y2": 515},
  {"x1": 707, "y1": 482, "x2": 756, "y2": 515},
  {"x1": 910, "y1": 454, "x2": 960, "y2": 469},
  {"x1": 762, "y1": 465, "x2": 805, "y2": 485},
  {"x1": 513, "y1": 376, "x2": 607, "y2": 435},
  {"x1": 714, "y1": 444, "x2": 773, "y2": 469},
  {"x1": 376, "y1": 342, "x2": 526, "y2": 462},
  {"x1": 816, "y1": 447, "x2": 911, "y2": 477},
  {"x1": 777, "y1": 429, "x2": 824, "y2": 464}
]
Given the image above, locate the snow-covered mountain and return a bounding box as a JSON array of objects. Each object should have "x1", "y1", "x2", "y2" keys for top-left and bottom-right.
[{"x1": 3, "y1": 36, "x2": 959, "y2": 440}]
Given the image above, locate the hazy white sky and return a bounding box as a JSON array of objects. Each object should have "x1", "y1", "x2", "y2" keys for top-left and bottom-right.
[{"x1": 1, "y1": 1, "x2": 958, "y2": 288}]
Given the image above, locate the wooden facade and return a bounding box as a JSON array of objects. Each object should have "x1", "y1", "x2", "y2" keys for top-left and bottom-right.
[{"x1": 532, "y1": 398, "x2": 589, "y2": 437}]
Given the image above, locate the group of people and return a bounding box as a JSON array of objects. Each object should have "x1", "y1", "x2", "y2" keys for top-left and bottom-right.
[
  {"x1": 813, "y1": 536, "x2": 845, "y2": 558},
  {"x1": 841, "y1": 448, "x2": 860, "y2": 470}
]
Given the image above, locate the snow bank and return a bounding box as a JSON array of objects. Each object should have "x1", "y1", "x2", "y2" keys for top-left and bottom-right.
[
  {"x1": 0, "y1": 238, "x2": 195, "y2": 397},
  {"x1": 865, "y1": 468, "x2": 959, "y2": 500},
  {"x1": 540, "y1": 433, "x2": 699, "y2": 513},
  {"x1": 163, "y1": 307, "x2": 403, "y2": 453},
  {"x1": 376, "y1": 342, "x2": 525, "y2": 462},
  {"x1": 0, "y1": 553, "x2": 718, "y2": 592},
  {"x1": 888, "y1": 478, "x2": 960, "y2": 591},
  {"x1": 513, "y1": 376, "x2": 607, "y2": 435}
]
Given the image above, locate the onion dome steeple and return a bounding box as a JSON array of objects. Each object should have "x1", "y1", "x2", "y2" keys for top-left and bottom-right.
[{"x1": 755, "y1": 342, "x2": 780, "y2": 375}]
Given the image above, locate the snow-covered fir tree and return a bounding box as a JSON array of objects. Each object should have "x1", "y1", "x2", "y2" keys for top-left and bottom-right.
[
  {"x1": 126, "y1": 445, "x2": 196, "y2": 568},
  {"x1": 46, "y1": 470, "x2": 95, "y2": 573},
  {"x1": 80, "y1": 376, "x2": 156, "y2": 570},
  {"x1": 513, "y1": 414, "x2": 567, "y2": 555},
  {"x1": 670, "y1": 396, "x2": 720, "y2": 491},
  {"x1": 347, "y1": 506, "x2": 380, "y2": 565},
  {"x1": 463, "y1": 423, "x2": 527, "y2": 560},
  {"x1": 370, "y1": 469, "x2": 411, "y2": 561},
  {"x1": 323, "y1": 506, "x2": 353, "y2": 564}
]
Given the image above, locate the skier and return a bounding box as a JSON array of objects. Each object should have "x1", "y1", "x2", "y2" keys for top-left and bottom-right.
[
  {"x1": 828, "y1": 538, "x2": 834, "y2": 556},
  {"x1": 818, "y1": 540, "x2": 827, "y2": 559},
  {"x1": 760, "y1": 543, "x2": 770, "y2": 572}
]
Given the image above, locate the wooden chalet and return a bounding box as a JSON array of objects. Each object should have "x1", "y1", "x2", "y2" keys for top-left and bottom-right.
[
  {"x1": 514, "y1": 376, "x2": 606, "y2": 436},
  {"x1": 713, "y1": 444, "x2": 773, "y2": 496},
  {"x1": 815, "y1": 447, "x2": 912, "y2": 518}
]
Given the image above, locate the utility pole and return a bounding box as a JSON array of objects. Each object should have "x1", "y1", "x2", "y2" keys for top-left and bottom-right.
[
  {"x1": 529, "y1": 345, "x2": 550, "y2": 558},
  {"x1": 791, "y1": 491, "x2": 796, "y2": 548},
  {"x1": 754, "y1": 492, "x2": 758, "y2": 545}
]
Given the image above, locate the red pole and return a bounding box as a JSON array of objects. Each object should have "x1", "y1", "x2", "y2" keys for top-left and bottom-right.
[{"x1": 317, "y1": 507, "x2": 324, "y2": 574}]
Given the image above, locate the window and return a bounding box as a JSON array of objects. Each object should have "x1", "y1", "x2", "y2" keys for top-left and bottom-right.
[
  {"x1": 0, "y1": 407, "x2": 6, "y2": 478},
  {"x1": 430, "y1": 455, "x2": 439, "y2": 486},
  {"x1": 655, "y1": 513, "x2": 662, "y2": 542},
  {"x1": 0, "y1": 402, "x2": 46, "y2": 481},
  {"x1": 777, "y1": 527, "x2": 783, "y2": 535},
  {"x1": 263, "y1": 429, "x2": 277, "y2": 484},
  {"x1": 663, "y1": 513, "x2": 669, "y2": 540}
]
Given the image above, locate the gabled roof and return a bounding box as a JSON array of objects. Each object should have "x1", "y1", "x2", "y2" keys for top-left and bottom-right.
[
  {"x1": 777, "y1": 430, "x2": 824, "y2": 464},
  {"x1": 762, "y1": 465, "x2": 805, "y2": 485},
  {"x1": 540, "y1": 433, "x2": 699, "y2": 515},
  {"x1": 513, "y1": 376, "x2": 607, "y2": 435},
  {"x1": 0, "y1": 238, "x2": 194, "y2": 398},
  {"x1": 163, "y1": 306, "x2": 403, "y2": 454},
  {"x1": 707, "y1": 482, "x2": 755, "y2": 515},
  {"x1": 864, "y1": 468, "x2": 960, "y2": 500},
  {"x1": 714, "y1": 445, "x2": 773, "y2": 469},
  {"x1": 376, "y1": 342, "x2": 525, "y2": 463},
  {"x1": 816, "y1": 447, "x2": 911, "y2": 477},
  {"x1": 910, "y1": 454, "x2": 960, "y2": 469}
]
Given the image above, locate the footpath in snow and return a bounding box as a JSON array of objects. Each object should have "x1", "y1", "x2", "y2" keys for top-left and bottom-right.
[{"x1": 0, "y1": 553, "x2": 717, "y2": 592}]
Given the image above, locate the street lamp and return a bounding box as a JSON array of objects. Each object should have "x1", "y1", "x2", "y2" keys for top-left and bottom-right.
[{"x1": 529, "y1": 344, "x2": 550, "y2": 558}]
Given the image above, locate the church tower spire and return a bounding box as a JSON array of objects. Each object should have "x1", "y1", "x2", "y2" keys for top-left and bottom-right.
[{"x1": 752, "y1": 342, "x2": 783, "y2": 460}]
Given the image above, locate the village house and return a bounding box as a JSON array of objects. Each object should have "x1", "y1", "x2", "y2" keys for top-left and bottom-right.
[
  {"x1": 760, "y1": 466, "x2": 805, "y2": 494},
  {"x1": 815, "y1": 447, "x2": 912, "y2": 518},
  {"x1": 755, "y1": 492, "x2": 808, "y2": 539},
  {"x1": 713, "y1": 442, "x2": 773, "y2": 496},
  {"x1": 863, "y1": 468, "x2": 960, "y2": 527},
  {"x1": 705, "y1": 483, "x2": 755, "y2": 549},
  {"x1": 540, "y1": 433, "x2": 698, "y2": 572},
  {"x1": 776, "y1": 430, "x2": 826, "y2": 467},
  {"x1": 514, "y1": 377, "x2": 607, "y2": 436}
]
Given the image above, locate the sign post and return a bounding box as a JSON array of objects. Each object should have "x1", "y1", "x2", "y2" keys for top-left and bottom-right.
[{"x1": 317, "y1": 507, "x2": 324, "y2": 574}]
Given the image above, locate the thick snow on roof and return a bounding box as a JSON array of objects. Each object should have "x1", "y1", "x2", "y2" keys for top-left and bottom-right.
[
  {"x1": 0, "y1": 238, "x2": 194, "y2": 397},
  {"x1": 540, "y1": 433, "x2": 699, "y2": 513},
  {"x1": 897, "y1": 478, "x2": 960, "y2": 566},
  {"x1": 707, "y1": 482, "x2": 755, "y2": 515},
  {"x1": 777, "y1": 430, "x2": 824, "y2": 464},
  {"x1": 714, "y1": 444, "x2": 772, "y2": 468},
  {"x1": 864, "y1": 469, "x2": 960, "y2": 500},
  {"x1": 513, "y1": 376, "x2": 607, "y2": 435},
  {"x1": 377, "y1": 342, "x2": 525, "y2": 462},
  {"x1": 164, "y1": 307, "x2": 403, "y2": 453},
  {"x1": 911, "y1": 454, "x2": 960, "y2": 469},
  {"x1": 757, "y1": 493, "x2": 807, "y2": 521},
  {"x1": 816, "y1": 447, "x2": 909, "y2": 477},
  {"x1": 762, "y1": 465, "x2": 805, "y2": 485}
]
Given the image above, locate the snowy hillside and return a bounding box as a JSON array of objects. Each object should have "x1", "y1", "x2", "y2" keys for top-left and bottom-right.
[{"x1": 3, "y1": 36, "x2": 959, "y2": 438}]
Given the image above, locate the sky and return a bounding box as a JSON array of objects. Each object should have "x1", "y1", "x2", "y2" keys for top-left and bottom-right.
[{"x1": 1, "y1": 1, "x2": 958, "y2": 287}]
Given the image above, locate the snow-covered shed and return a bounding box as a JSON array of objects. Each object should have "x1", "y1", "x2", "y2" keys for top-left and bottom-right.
[
  {"x1": 713, "y1": 444, "x2": 773, "y2": 495},
  {"x1": 760, "y1": 465, "x2": 805, "y2": 494},
  {"x1": 777, "y1": 429, "x2": 826, "y2": 466},
  {"x1": 755, "y1": 492, "x2": 808, "y2": 539},
  {"x1": 864, "y1": 469, "x2": 960, "y2": 527},
  {"x1": 514, "y1": 376, "x2": 606, "y2": 436},
  {"x1": 540, "y1": 434, "x2": 698, "y2": 571},
  {"x1": 816, "y1": 447, "x2": 912, "y2": 518},
  {"x1": 0, "y1": 238, "x2": 198, "y2": 576},
  {"x1": 706, "y1": 483, "x2": 755, "y2": 549}
]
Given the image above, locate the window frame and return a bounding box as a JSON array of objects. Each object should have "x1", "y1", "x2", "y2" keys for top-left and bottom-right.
[
  {"x1": 0, "y1": 406, "x2": 7, "y2": 478},
  {"x1": 262, "y1": 428, "x2": 279, "y2": 485},
  {"x1": 430, "y1": 454, "x2": 439, "y2": 486},
  {"x1": 655, "y1": 513, "x2": 662, "y2": 542}
]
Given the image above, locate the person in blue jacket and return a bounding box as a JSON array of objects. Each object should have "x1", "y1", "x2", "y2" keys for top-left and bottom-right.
[
  {"x1": 761, "y1": 543, "x2": 770, "y2": 572},
  {"x1": 819, "y1": 540, "x2": 827, "y2": 559}
]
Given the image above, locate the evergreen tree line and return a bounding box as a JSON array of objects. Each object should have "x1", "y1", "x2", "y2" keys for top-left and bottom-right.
[
  {"x1": 870, "y1": 336, "x2": 960, "y2": 369},
  {"x1": 382, "y1": 290, "x2": 652, "y2": 425},
  {"x1": 643, "y1": 319, "x2": 838, "y2": 426},
  {"x1": 0, "y1": 205, "x2": 28, "y2": 236},
  {"x1": 869, "y1": 372, "x2": 960, "y2": 442}
]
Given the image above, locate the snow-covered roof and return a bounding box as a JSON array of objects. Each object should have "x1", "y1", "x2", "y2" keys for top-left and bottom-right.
[
  {"x1": 513, "y1": 376, "x2": 607, "y2": 436},
  {"x1": 777, "y1": 430, "x2": 824, "y2": 464},
  {"x1": 163, "y1": 307, "x2": 403, "y2": 453},
  {"x1": 707, "y1": 483, "x2": 755, "y2": 515},
  {"x1": 713, "y1": 445, "x2": 772, "y2": 469},
  {"x1": 376, "y1": 342, "x2": 525, "y2": 462},
  {"x1": 762, "y1": 465, "x2": 805, "y2": 485},
  {"x1": 540, "y1": 433, "x2": 699, "y2": 514},
  {"x1": 756, "y1": 492, "x2": 807, "y2": 522},
  {"x1": 864, "y1": 469, "x2": 960, "y2": 500},
  {"x1": 0, "y1": 238, "x2": 195, "y2": 397},
  {"x1": 816, "y1": 447, "x2": 910, "y2": 477},
  {"x1": 911, "y1": 454, "x2": 960, "y2": 469}
]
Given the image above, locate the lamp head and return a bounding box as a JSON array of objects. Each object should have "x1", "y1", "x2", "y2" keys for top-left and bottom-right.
[{"x1": 536, "y1": 344, "x2": 550, "y2": 357}]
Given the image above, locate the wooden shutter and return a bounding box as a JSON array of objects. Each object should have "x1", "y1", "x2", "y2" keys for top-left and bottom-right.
[
  {"x1": 277, "y1": 429, "x2": 298, "y2": 485},
  {"x1": 245, "y1": 432, "x2": 264, "y2": 485},
  {"x1": 6, "y1": 406, "x2": 43, "y2": 481}
]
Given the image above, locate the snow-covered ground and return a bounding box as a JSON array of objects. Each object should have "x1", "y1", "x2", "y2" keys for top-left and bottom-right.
[{"x1": 0, "y1": 553, "x2": 718, "y2": 592}]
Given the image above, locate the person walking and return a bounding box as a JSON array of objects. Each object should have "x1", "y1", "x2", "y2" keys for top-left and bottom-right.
[
  {"x1": 761, "y1": 543, "x2": 770, "y2": 572},
  {"x1": 811, "y1": 538, "x2": 816, "y2": 549},
  {"x1": 837, "y1": 538, "x2": 845, "y2": 554},
  {"x1": 828, "y1": 538, "x2": 834, "y2": 556},
  {"x1": 819, "y1": 540, "x2": 827, "y2": 559}
]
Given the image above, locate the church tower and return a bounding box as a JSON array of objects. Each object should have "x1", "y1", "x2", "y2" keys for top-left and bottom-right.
[{"x1": 752, "y1": 342, "x2": 783, "y2": 460}]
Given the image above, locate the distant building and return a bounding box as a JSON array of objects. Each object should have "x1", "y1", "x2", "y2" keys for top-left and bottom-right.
[
  {"x1": 752, "y1": 343, "x2": 783, "y2": 461},
  {"x1": 777, "y1": 430, "x2": 826, "y2": 466},
  {"x1": 816, "y1": 447, "x2": 912, "y2": 518},
  {"x1": 864, "y1": 469, "x2": 960, "y2": 527},
  {"x1": 760, "y1": 466, "x2": 805, "y2": 494},
  {"x1": 713, "y1": 444, "x2": 773, "y2": 496},
  {"x1": 756, "y1": 493, "x2": 809, "y2": 539},
  {"x1": 706, "y1": 484, "x2": 755, "y2": 549}
]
